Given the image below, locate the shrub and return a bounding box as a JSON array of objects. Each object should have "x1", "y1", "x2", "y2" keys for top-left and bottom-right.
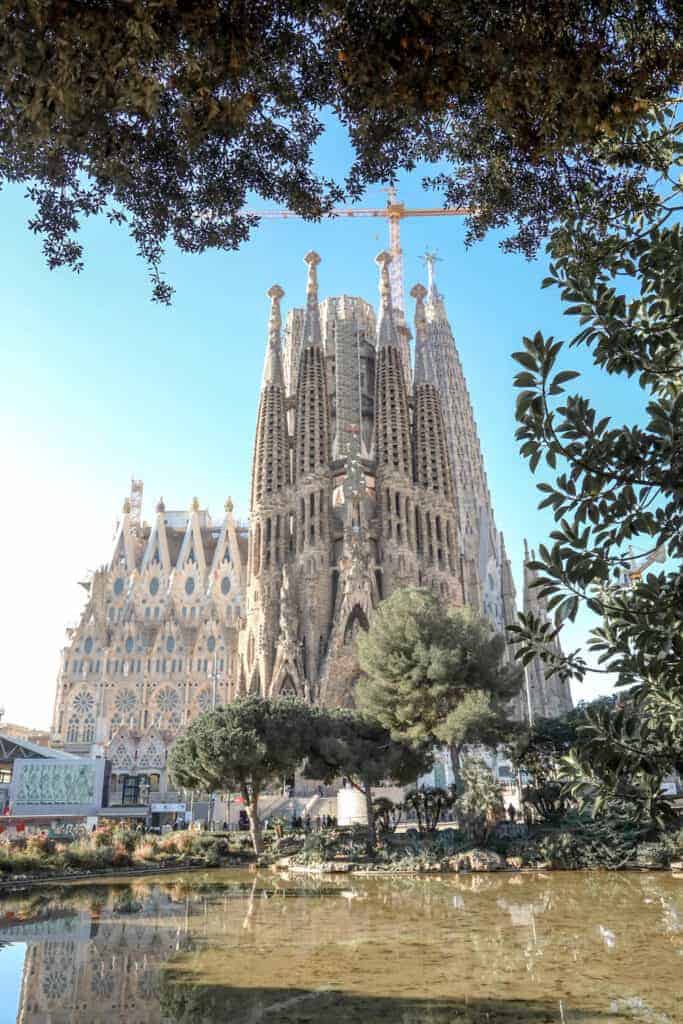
[
  {"x1": 113, "y1": 829, "x2": 139, "y2": 854},
  {"x1": 93, "y1": 827, "x2": 116, "y2": 849},
  {"x1": 27, "y1": 833, "x2": 53, "y2": 855},
  {"x1": 112, "y1": 844, "x2": 132, "y2": 868},
  {"x1": 133, "y1": 841, "x2": 159, "y2": 863}
]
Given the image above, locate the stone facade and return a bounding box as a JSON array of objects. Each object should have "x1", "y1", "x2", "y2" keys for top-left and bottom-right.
[{"x1": 50, "y1": 250, "x2": 571, "y2": 783}]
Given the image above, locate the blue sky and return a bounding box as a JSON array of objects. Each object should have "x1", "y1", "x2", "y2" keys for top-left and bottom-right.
[{"x1": 0, "y1": 122, "x2": 642, "y2": 727}]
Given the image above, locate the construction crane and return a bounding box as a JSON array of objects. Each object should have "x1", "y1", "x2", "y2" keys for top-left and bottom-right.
[
  {"x1": 246, "y1": 187, "x2": 471, "y2": 320},
  {"x1": 614, "y1": 545, "x2": 667, "y2": 588}
]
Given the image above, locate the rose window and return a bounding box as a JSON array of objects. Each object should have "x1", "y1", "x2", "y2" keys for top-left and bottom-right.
[
  {"x1": 114, "y1": 689, "x2": 137, "y2": 715},
  {"x1": 197, "y1": 689, "x2": 212, "y2": 713},
  {"x1": 72, "y1": 691, "x2": 95, "y2": 716},
  {"x1": 156, "y1": 687, "x2": 179, "y2": 713}
]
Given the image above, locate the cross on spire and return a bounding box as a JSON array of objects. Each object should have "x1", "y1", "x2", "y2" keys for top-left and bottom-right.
[{"x1": 422, "y1": 249, "x2": 443, "y2": 299}]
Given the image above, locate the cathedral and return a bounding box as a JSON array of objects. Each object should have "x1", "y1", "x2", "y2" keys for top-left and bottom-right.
[{"x1": 50, "y1": 250, "x2": 572, "y2": 788}]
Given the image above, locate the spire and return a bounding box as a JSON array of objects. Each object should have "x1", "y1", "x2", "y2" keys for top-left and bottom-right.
[
  {"x1": 302, "y1": 251, "x2": 322, "y2": 349},
  {"x1": 410, "y1": 283, "x2": 428, "y2": 383},
  {"x1": 374, "y1": 253, "x2": 412, "y2": 480},
  {"x1": 376, "y1": 250, "x2": 397, "y2": 349},
  {"x1": 424, "y1": 250, "x2": 447, "y2": 318},
  {"x1": 262, "y1": 284, "x2": 285, "y2": 386},
  {"x1": 411, "y1": 281, "x2": 454, "y2": 500},
  {"x1": 251, "y1": 288, "x2": 291, "y2": 507},
  {"x1": 500, "y1": 533, "x2": 517, "y2": 611},
  {"x1": 294, "y1": 251, "x2": 330, "y2": 480}
]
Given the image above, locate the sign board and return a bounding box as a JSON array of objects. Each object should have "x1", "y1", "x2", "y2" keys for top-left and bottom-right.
[
  {"x1": 10, "y1": 758, "x2": 107, "y2": 818},
  {"x1": 151, "y1": 802, "x2": 186, "y2": 813}
]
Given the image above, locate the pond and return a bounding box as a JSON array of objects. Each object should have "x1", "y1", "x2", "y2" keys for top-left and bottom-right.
[{"x1": 0, "y1": 869, "x2": 681, "y2": 1023}]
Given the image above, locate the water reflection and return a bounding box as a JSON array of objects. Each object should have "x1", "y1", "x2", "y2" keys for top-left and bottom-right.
[{"x1": 0, "y1": 871, "x2": 680, "y2": 1023}]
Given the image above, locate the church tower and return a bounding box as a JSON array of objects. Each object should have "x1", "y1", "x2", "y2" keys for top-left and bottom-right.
[
  {"x1": 291, "y1": 252, "x2": 333, "y2": 696},
  {"x1": 422, "y1": 256, "x2": 506, "y2": 626},
  {"x1": 243, "y1": 283, "x2": 291, "y2": 697},
  {"x1": 373, "y1": 252, "x2": 416, "y2": 594},
  {"x1": 411, "y1": 283, "x2": 463, "y2": 603},
  {"x1": 51, "y1": 249, "x2": 573, "y2": 784}
]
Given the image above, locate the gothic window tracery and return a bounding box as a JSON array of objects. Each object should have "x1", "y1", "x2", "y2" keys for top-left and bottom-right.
[
  {"x1": 66, "y1": 716, "x2": 80, "y2": 743},
  {"x1": 197, "y1": 688, "x2": 212, "y2": 713},
  {"x1": 138, "y1": 735, "x2": 165, "y2": 769},
  {"x1": 110, "y1": 738, "x2": 134, "y2": 769},
  {"x1": 156, "y1": 687, "x2": 180, "y2": 713},
  {"x1": 72, "y1": 691, "x2": 95, "y2": 716},
  {"x1": 114, "y1": 689, "x2": 137, "y2": 717}
]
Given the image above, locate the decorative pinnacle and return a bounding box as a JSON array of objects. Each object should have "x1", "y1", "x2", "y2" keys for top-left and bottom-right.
[
  {"x1": 224, "y1": 497, "x2": 234, "y2": 514},
  {"x1": 302, "y1": 251, "x2": 322, "y2": 348},
  {"x1": 304, "y1": 250, "x2": 321, "y2": 298},
  {"x1": 156, "y1": 497, "x2": 166, "y2": 513},
  {"x1": 122, "y1": 498, "x2": 131, "y2": 514},
  {"x1": 267, "y1": 283, "x2": 284, "y2": 312},
  {"x1": 375, "y1": 250, "x2": 393, "y2": 304},
  {"x1": 191, "y1": 496, "x2": 200, "y2": 512},
  {"x1": 263, "y1": 284, "x2": 285, "y2": 385},
  {"x1": 411, "y1": 283, "x2": 428, "y2": 382}
]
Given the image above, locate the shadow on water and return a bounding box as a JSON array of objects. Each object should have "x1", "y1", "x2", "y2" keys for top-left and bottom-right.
[{"x1": 158, "y1": 977, "x2": 605, "y2": 1024}]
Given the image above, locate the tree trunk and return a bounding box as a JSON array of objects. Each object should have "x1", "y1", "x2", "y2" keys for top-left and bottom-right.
[
  {"x1": 362, "y1": 776, "x2": 377, "y2": 853},
  {"x1": 243, "y1": 788, "x2": 262, "y2": 855},
  {"x1": 449, "y1": 744, "x2": 463, "y2": 789}
]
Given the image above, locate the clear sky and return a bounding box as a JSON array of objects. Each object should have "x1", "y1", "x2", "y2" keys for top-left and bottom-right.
[{"x1": 0, "y1": 121, "x2": 641, "y2": 728}]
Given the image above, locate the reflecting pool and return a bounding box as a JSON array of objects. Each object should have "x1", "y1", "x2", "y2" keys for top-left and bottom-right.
[{"x1": 0, "y1": 870, "x2": 681, "y2": 1022}]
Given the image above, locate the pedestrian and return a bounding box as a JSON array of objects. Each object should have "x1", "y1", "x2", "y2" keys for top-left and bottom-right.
[{"x1": 315, "y1": 815, "x2": 321, "y2": 831}]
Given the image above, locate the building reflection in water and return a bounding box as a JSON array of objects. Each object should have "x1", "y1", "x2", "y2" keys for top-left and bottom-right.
[{"x1": 0, "y1": 872, "x2": 680, "y2": 1024}]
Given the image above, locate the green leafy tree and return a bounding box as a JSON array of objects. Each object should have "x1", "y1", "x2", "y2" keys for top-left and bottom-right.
[
  {"x1": 510, "y1": 700, "x2": 613, "y2": 820},
  {"x1": 356, "y1": 588, "x2": 523, "y2": 777},
  {"x1": 403, "y1": 786, "x2": 455, "y2": 835},
  {"x1": 561, "y1": 695, "x2": 682, "y2": 831},
  {"x1": 455, "y1": 758, "x2": 505, "y2": 845},
  {"x1": 168, "y1": 696, "x2": 316, "y2": 854},
  {"x1": 1, "y1": 3, "x2": 680, "y2": 298},
  {"x1": 511, "y1": 714, "x2": 581, "y2": 821},
  {"x1": 507, "y1": 106, "x2": 683, "y2": 820},
  {"x1": 372, "y1": 796, "x2": 403, "y2": 834},
  {"x1": 304, "y1": 709, "x2": 431, "y2": 850}
]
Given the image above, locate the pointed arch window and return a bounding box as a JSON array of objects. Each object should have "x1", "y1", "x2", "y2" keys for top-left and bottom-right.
[
  {"x1": 344, "y1": 605, "x2": 369, "y2": 645},
  {"x1": 279, "y1": 675, "x2": 296, "y2": 697},
  {"x1": 66, "y1": 717, "x2": 80, "y2": 743}
]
